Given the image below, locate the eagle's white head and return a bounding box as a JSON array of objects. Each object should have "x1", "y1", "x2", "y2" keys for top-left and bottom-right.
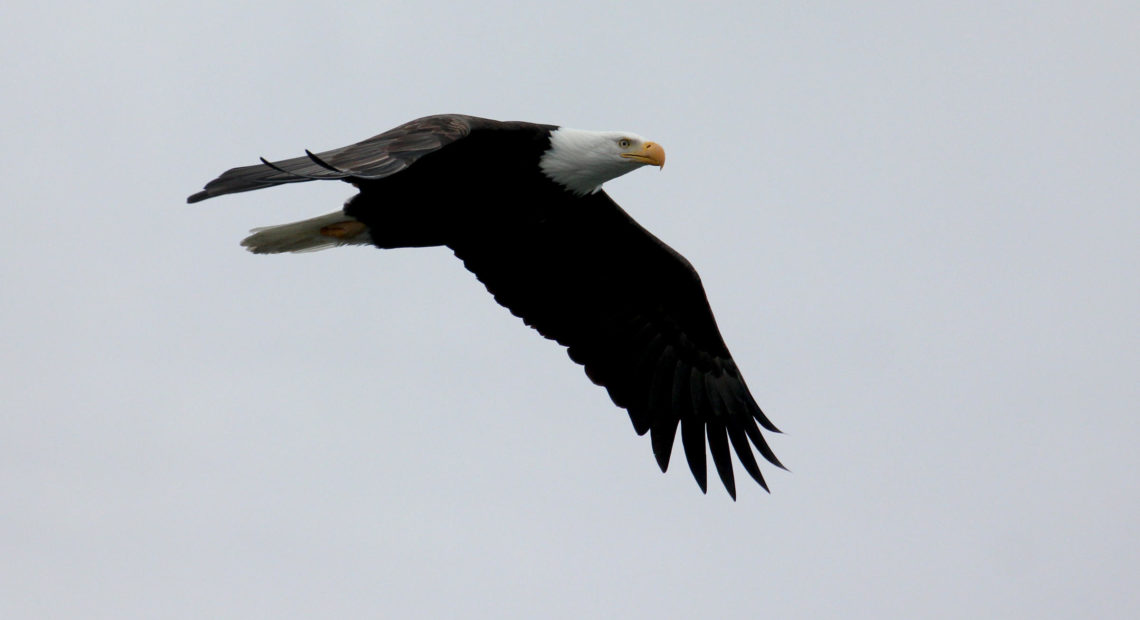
[{"x1": 539, "y1": 127, "x2": 666, "y2": 195}]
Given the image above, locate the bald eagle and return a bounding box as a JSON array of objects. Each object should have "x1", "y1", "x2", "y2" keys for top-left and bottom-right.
[{"x1": 189, "y1": 114, "x2": 782, "y2": 498}]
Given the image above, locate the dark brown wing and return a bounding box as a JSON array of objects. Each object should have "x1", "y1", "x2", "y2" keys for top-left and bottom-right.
[
  {"x1": 187, "y1": 114, "x2": 480, "y2": 203},
  {"x1": 451, "y1": 191, "x2": 782, "y2": 498}
]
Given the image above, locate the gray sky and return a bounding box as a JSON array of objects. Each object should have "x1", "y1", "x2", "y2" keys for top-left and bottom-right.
[{"x1": 2, "y1": 1, "x2": 1137, "y2": 618}]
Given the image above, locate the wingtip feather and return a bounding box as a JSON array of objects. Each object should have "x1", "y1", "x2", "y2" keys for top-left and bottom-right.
[{"x1": 681, "y1": 416, "x2": 708, "y2": 494}]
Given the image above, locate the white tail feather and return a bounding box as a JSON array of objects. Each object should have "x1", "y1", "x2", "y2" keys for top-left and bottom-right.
[{"x1": 241, "y1": 211, "x2": 371, "y2": 254}]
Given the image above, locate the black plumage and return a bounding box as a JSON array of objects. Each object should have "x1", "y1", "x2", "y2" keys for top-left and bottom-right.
[{"x1": 189, "y1": 114, "x2": 783, "y2": 498}]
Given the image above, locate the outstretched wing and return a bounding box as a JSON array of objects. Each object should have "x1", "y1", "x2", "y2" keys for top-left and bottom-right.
[
  {"x1": 451, "y1": 191, "x2": 782, "y2": 499},
  {"x1": 187, "y1": 114, "x2": 479, "y2": 203}
]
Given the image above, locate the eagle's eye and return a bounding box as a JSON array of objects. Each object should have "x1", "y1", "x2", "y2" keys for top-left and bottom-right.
[{"x1": 618, "y1": 138, "x2": 632, "y2": 149}]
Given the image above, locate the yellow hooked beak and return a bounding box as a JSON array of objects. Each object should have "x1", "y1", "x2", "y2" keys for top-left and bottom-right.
[{"x1": 620, "y1": 141, "x2": 666, "y2": 168}]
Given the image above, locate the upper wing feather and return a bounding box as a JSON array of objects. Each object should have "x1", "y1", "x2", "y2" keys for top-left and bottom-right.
[{"x1": 187, "y1": 114, "x2": 478, "y2": 203}]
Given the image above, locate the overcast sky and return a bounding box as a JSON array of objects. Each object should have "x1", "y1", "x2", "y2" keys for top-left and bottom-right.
[{"x1": 2, "y1": 2, "x2": 1137, "y2": 618}]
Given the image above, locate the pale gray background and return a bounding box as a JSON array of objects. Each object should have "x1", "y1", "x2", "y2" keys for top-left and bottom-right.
[{"x1": 2, "y1": 2, "x2": 1137, "y2": 618}]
